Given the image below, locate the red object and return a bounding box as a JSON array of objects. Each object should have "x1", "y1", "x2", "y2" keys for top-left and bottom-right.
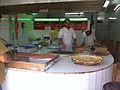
[
  {"x1": 34, "y1": 22, "x2": 44, "y2": 30},
  {"x1": 14, "y1": 15, "x2": 19, "y2": 39},
  {"x1": 73, "y1": 22, "x2": 88, "y2": 30},
  {"x1": 34, "y1": 21, "x2": 88, "y2": 30}
]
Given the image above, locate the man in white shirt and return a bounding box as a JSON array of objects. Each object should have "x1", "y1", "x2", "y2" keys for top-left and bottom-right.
[
  {"x1": 58, "y1": 19, "x2": 76, "y2": 52},
  {"x1": 82, "y1": 30, "x2": 96, "y2": 46}
]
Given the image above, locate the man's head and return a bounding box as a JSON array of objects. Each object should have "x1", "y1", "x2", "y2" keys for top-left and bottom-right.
[
  {"x1": 64, "y1": 18, "x2": 70, "y2": 29},
  {"x1": 85, "y1": 30, "x2": 91, "y2": 36}
]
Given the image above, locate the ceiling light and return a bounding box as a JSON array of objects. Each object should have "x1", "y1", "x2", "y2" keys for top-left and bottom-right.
[
  {"x1": 97, "y1": 17, "x2": 105, "y2": 20},
  {"x1": 114, "y1": 4, "x2": 120, "y2": 11},
  {"x1": 34, "y1": 18, "x2": 88, "y2": 22},
  {"x1": 103, "y1": 0, "x2": 110, "y2": 8},
  {"x1": 69, "y1": 18, "x2": 88, "y2": 21},
  {"x1": 109, "y1": 17, "x2": 117, "y2": 20},
  {"x1": 59, "y1": 18, "x2": 65, "y2": 21},
  {"x1": 65, "y1": 12, "x2": 84, "y2": 15},
  {"x1": 1, "y1": 18, "x2": 31, "y2": 21},
  {"x1": 60, "y1": 18, "x2": 88, "y2": 21},
  {"x1": 34, "y1": 18, "x2": 59, "y2": 21},
  {"x1": 32, "y1": 13, "x2": 38, "y2": 15}
]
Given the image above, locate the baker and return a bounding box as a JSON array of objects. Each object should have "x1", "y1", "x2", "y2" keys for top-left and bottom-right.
[{"x1": 58, "y1": 18, "x2": 77, "y2": 53}]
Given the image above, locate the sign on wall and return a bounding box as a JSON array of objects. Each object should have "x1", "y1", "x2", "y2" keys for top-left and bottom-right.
[{"x1": 34, "y1": 21, "x2": 88, "y2": 30}]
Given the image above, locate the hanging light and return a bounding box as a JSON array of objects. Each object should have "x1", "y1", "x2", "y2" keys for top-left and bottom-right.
[
  {"x1": 109, "y1": 17, "x2": 117, "y2": 20},
  {"x1": 114, "y1": 4, "x2": 120, "y2": 11},
  {"x1": 65, "y1": 12, "x2": 84, "y2": 15},
  {"x1": 103, "y1": 0, "x2": 110, "y2": 8}
]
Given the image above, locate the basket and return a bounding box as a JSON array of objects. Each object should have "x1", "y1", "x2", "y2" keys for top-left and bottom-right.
[
  {"x1": 92, "y1": 47, "x2": 109, "y2": 56},
  {"x1": 73, "y1": 46, "x2": 88, "y2": 53},
  {"x1": 71, "y1": 54, "x2": 102, "y2": 65}
]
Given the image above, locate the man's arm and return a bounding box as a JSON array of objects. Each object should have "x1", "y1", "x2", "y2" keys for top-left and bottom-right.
[
  {"x1": 0, "y1": 39, "x2": 12, "y2": 63},
  {"x1": 59, "y1": 38, "x2": 66, "y2": 49},
  {"x1": 73, "y1": 39, "x2": 77, "y2": 46},
  {"x1": 0, "y1": 53, "x2": 12, "y2": 63},
  {"x1": 72, "y1": 29, "x2": 77, "y2": 47}
]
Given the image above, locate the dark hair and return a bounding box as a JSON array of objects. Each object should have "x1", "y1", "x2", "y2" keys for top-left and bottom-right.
[
  {"x1": 85, "y1": 30, "x2": 92, "y2": 36},
  {"x1": 64, "y1": 18, "x2": 70, "y2": 22}
]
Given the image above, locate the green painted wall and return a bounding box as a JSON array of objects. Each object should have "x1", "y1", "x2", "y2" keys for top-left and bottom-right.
[
  {"x1": 0, "y1": 13, "x2": 95, "y2": 46},
  {"x1": 10, "y1": 14, "x2": 35, "y2": 46}
]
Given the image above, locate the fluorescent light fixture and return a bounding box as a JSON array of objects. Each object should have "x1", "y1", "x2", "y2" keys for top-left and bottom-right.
[
  {"x1": 60, "y1": 18, "x2": 65, "y2": 21},
  {"x1": 12, "y1": 18, "x2": 31, "y2": 20},
  {"x1": 32, "y1": 13, "x2": 38, "y2": 15},
  {"x1": 18, "y1": 18, "x2": 31, "y2": 20},
  {"x1": 69, "y1": 18, "x2": 88, "y2": 21},
  {"x1": 97, "y1": 17, "x2": 105, "y2": 20},
  {"x1": 0, "y1": 18, "x2": 31, "y2": 20},
  {"x1": 65, "y1": 12, "x2": 84, "y2": 15},
  {"x1": 114, "y1": 4, "x2": 120, "y2": 11},
  {"x1": 34, "y1": 18, "x2": 59, "y2": 21},
  {"x1": 34, "y1": 18, "x2": 88, "y2": 22},
  {"x1": 103, "y1": 0, "x2": 110, "y2": 8},
  {"x1": 109, "y1": 17, "x2": 117, "y2": 20},
  {"x1": 60, "y1": 18, "x2": 88, "y2": 21}
]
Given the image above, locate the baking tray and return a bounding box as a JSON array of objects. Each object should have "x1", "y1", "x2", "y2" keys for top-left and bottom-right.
[{"x1": 7, "y1": 53, "x2": 59, "y2": 71}]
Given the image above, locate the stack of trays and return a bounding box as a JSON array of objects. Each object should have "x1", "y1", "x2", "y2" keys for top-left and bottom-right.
[
  {"x1": 92, "y1": 47, "x2": 109, "y2": 56},
  {"x1": 7, "y1": 53, "x2": 59, "y2": 71}
]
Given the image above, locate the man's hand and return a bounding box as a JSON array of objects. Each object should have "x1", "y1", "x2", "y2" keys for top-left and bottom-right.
[
  {"x1": 0, "y1": 53, "x2": 12, "y2": 63},
  {"x1": 61, "y1": 43, "x2": 66, "y2": 49},
  {"x1": 73, "y1": 39, "x2": 77, "y2": 47},
  {"x1": 59, "y1": 38, "x2": 66, "y2": 49}
]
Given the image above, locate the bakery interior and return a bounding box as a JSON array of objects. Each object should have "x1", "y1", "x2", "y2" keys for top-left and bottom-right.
[{"x1": 1, "y1": 0, "x2": 120, "y2": 90}]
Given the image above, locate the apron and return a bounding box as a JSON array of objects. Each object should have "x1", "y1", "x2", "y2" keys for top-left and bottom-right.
[{"x1": 62, "y1": 28, "x2": 73, "y2": 52}]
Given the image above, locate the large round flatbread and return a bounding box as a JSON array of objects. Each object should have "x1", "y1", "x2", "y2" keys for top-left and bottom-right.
[{"x1": 71, "y1": 55, "x2": 102, "y2": 65}]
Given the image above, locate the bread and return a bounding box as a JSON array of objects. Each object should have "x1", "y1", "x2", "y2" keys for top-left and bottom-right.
[{"x1": 71, "y1": 55, "x2": 102, "y2": 65}]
